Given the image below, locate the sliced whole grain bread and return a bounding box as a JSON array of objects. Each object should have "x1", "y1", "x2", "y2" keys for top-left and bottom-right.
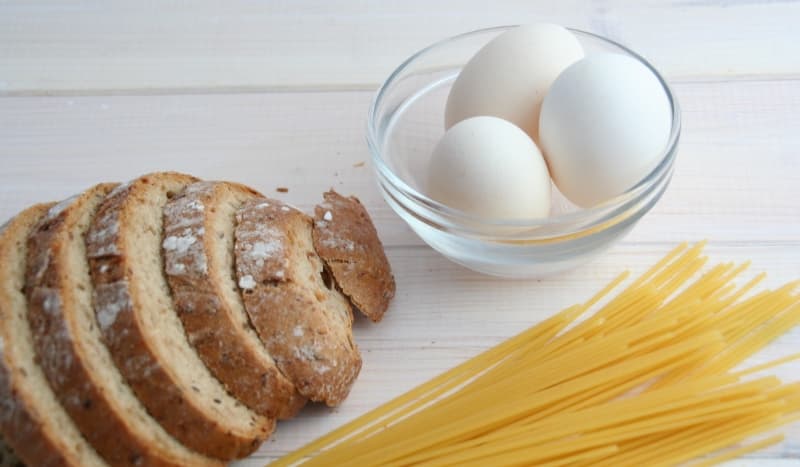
[
  {"x1": 234, "y1": 198, "x2": 361, "y2": 406},
  {"x1": 86, "y1": 173, "x2": 272, "y2": 460},
  {"x1": 163, "y1": 181, "x2": 306, "y2": 420},
  {"x1": 25, "y1": 184, "x2": 221, "y2": 467},
  {"x1": 312, "y1": 190, "x2": 396, "y2": 322},
  {"x1": 0, "y1": 203, "x2": 107, "y2": 467}
]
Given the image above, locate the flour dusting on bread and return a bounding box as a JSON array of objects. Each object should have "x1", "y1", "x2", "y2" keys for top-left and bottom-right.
[
  {"x1": 0, "y1": 173, "x2": 395, "y2": 463},
  {"x1": 313, "y1": 190, "x2": 396, "y2": 322}
]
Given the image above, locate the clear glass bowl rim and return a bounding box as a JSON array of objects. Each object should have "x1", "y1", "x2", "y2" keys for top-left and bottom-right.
[{"x1": 366, "y1": 24, "x2": 682, "y2": 230}]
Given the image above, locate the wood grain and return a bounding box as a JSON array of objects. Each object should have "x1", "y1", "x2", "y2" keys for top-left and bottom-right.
[
  {"x1": 238, "y1": 242, "x2": 800, "y2": 464},
  {"x1": 1, "y1": 80, "x2": 798, "y2": 247},
  {"x1": 0, "y1": 1, "x2": 799, "y2": 94},
  {"x1": 2, "y1": 2, "x2": 799, "y2": 464},
  {"x1": 1, "y1": 79, "x2": 799, "y2": 464}
]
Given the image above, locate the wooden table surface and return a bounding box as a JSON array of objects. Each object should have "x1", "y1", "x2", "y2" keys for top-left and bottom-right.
[{"x1": 1, "y1": 1, "x2": 799, "y2": 465}]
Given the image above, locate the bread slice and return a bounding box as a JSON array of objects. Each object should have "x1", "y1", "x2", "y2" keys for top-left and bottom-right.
[
  {"x1": 312, "y1": 190, "x2": 396, "y2": 322},
  {"x1": 25, "y1": 184, "x2": 221, "y2": 466},
  {"x1": 86, "y1": 173, "x2": 272, "y2": 460},
  {"x1": 234, "y1": 198, "x2": 361, "y2": 406},
  {"x1": 0, "y1": 203, "x2": 106, "y2": 467},
  {"x1": 163, "y1": 181, "x2": 306, "y2": 420}
]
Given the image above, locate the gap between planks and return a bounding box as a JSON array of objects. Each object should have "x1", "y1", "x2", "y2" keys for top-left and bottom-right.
[{"x1": 1, "y1": 74, "x2": 800, "y2": 98}]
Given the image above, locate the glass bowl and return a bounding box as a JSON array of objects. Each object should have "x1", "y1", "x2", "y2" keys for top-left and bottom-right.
[{"x1": 367, "y1": 25, "x2": 681, "y2": 278}]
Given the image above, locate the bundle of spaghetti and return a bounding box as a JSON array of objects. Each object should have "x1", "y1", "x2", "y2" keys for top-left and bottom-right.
[{"x1": 273, "y1": 242, "x2": 800, "y2": 467}]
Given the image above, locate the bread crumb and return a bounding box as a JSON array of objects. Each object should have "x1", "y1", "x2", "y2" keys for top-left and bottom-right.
[
  {"x1": 295, "y1": 346, "x2": 316, "y2": 361},
  {"x1": 94, "y1": 283, "x2": 131, "y2": 331},
  {"x1": 167, "y1": 261, "x2": 187, "y2": 275},
  {"x1": 162, "y1": 234, "x2": 197, "y2": 254},
  {"x1": 47, "y1": 194, "x2": 79, "y2": 219},
  {"x1": 321, "y1": 237, "x2": 355, "y2": 252},
  {"x1": 250, "y1": 240, "x2": 281, "y2": 261},
  {"x1": 238, "y1": 275, "x2": 256, "y2": 290},
  {"x1": 185, "y1": 199, "x2": 205, "y2": 211},
  {"x1": 353, "y1": 161, "x2": 365, "y2": 168},
  {"x1": 276, "y1": 187, "x2": 289, "y2": 193}
]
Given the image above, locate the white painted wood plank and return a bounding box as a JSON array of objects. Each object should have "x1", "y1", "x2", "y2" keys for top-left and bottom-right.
[
  {"x1": 1, "y1": 1, "x2": 799, "y2": 94},
  {"x1": 234, "y1": 242, "x2": 800, "y2": 464},
  {"x1": 1, "y1": 83, "x2": 798, "y2": 464},
  {"x1": 2, "y1": 2, "x2": 798, "y2": 463},
  {"x1": 1, "y1": 80, "x2": 798, "y2": 248}
]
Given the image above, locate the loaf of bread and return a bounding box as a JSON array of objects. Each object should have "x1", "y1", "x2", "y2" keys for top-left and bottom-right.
[
  {"x1": 235, "y1": 198, "x2": 362, "y2": 406},
  {"x1": 0, "y1": 204, "x2": 107, "y2": 467},
  {"x1": 25, "y1": 183, "x2": 221, "y2": 466},
  {"x1": 313, "y1": 190, "x2": 396, "y2": 322},
  {"x1": 163, "y1": 181, "x2": 306, "y2": 420},
  {"x1": 86, "y1": 173, "x2": 273, "y2": 460},
  {"x1": 0, "y1": 173, "x2": 395, "y2": 466}
]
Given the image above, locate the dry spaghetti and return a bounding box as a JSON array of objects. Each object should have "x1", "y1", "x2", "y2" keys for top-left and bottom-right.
[{"x1": 274, "y1": 242, "x2": 800, "y2": 466}]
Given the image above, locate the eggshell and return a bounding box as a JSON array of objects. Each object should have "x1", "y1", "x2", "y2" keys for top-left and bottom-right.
[
  {"x1": 539, "y1": 53, "x2": 672, "y2": 207},
  {"x1": 445, "y1": 24, "x2": 584, "y2": 143},
  {"x1": 427, "y1": 116, "x2": 551, "y2": 220}
]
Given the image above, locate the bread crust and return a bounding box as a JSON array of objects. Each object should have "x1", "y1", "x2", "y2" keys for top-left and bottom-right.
[
  {"x1": 235, "y1": 198, "x2": 361, "y2": 406},
  {"x1": 86, "y1": 173, "x2": 272, "y2": 460},
  {"x1": 25, "y1": 185, "x2": 222, "y2": 466},
  {"x1": 163, "y1": 181, "x2": 306, "y2": 419},
  {"x1": 312, "y1": 190, "x2": 395, "y2": 322},
  {"x1": 0, "y1": 203, "x2": 106, "y2": 467}
]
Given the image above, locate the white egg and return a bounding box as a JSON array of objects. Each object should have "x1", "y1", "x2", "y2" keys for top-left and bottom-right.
[
  {"x1": 445, "y1": 24, "x2": 584, "y2": 143},
  {"x1": 539, "y1": 53, "x2": 672, "y2": 207},
  {"x1": 427, "y1": 116, "x2": 551, "y2": 220}
]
